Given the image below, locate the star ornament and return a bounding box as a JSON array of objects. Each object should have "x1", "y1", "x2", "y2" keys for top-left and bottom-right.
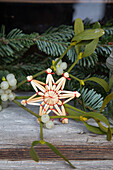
[{"x1": 21, "y1": 68, "x2": 80, "y2": 124}]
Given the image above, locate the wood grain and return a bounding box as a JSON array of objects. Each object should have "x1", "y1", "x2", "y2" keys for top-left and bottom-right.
[
  {"x1": 1, "y1": 160, "x2": 113, "y2": 169},
  {"x1": 0, "y1": 145, "x2": 113, "y2": 160}
]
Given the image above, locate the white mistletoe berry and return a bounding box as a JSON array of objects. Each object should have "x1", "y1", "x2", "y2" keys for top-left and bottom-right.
[
  {"x1": 41, "y1": 114, "x2": 50, "y2": 123},
  {"x1": 0, "y1": 89, "x2": 4, "y2": 95},
  {"x1": 4, "y1": 89, "x2": 12, "y2": 94},
  {"x1": 60, "y1": 62, "x2": 67, "y2": 70},
  {"x1": 55, "y1": 58, "x2": 68, "y2": 76},
  {"x1": 10, "y1": 85, "x2": 17, "y2": 90},
  {"x1": 8, "y1": 78, "x2": 17, "y2": 86},
  {"x1": 1, "y1": 81, "x2": 9, "y2": 90},
  {"x1": 6, "y1": 74, "x2": 15, "y2": 81},
  {"x1": 8, "y1": 92, "x2": 16, "y2": 101},
  {"x1": 1, "y1": 94, "x2": 8, "y2": 101},
  {"x1": 56, "y1": 66, "x2": 63, "y2": 75},
  {"x1": 45, "y1": 120, "x2": 54, "y2": 129}
]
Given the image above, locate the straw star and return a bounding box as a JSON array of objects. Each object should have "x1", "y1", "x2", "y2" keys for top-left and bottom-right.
[{"x1": 21, "y1": 68, "x2": 80, "y2": 123}]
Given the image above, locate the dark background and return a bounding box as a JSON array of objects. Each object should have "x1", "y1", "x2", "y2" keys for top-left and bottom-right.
[{"x1": 0, "y1": 3, "x2": 113, "y2": 34}]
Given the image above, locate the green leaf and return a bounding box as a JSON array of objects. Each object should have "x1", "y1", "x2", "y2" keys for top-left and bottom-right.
[
  {"x1": 29, "y1": 140, "x2": 40, "y2": 162},
  {"x1": 107, "y1": 128, "x2": 112, "y2": 141},
  {"x1": 109, "y1": 75, "x2": 113, "y2": 90},
  {"x1": 93, "y1": 22, "x2": 101, "y2": 29},
  {"x1": 83, "y1": 121, "x2": 105, "y2": 135},
  {"x1": 64, "y1": 104, "x2": 110, "y2": 129},
  {"x1": 32, "y1": 140, "x2": 40, "y2": 147},
  {"x1": 72, "y1": 28, "x2": 104, "y2": 42},
  {"x1": 29, "y1": 147, "x2": 39, "y2": 162},
  {"x1": 100, "y1": 92, "x2": 113, "y2": 113},
  {"x1": 83, "y1": 112, "x2": 110, "y2": 127},
  {"x1": 97, "y1": 121, "x2": 108, "y2": 133},
  {"x1": 74, "y1": 18, "x2": 84, "y2": 35},
  {"x1": 82, "y1": 38, "x2": 99, "y2": 58},
  {"x1": 84, "y1": 77, "x2": 109, "y2": 92},
  {"x1": 76, "y1": 40, "x2": 92, "y2": 46},
  {"x1": 45, "y1": 142, "x2": 76, "y2": 169},
  {"x1": 75, "y1": 45, "x2": 81, "y2": 55}
]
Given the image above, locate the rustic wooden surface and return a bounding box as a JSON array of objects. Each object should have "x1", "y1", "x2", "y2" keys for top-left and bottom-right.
[
  {"x1": 1, "y1": 160, "x2": 113, "y2": 169},
  {"x1": 0, "y1": 92, "x2": 113, "y2": 169}
]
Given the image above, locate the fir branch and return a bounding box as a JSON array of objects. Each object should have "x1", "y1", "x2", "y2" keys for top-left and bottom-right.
[{"x1": 80, "y1": 88, "x2": 104, "y2": 111}]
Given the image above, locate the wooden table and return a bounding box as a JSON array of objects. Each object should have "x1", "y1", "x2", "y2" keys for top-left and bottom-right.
[{"x1": 0, "y1": 93, "x2": 113, "y2": 169}]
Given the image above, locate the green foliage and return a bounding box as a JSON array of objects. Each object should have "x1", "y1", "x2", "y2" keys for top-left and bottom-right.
[
  {"x1": 29, "y1": 146, "x2": 39, "y2": 162},
  {"x1": 83, "y1": 121, "x2": 105, "y2": 135},
  {"x1": 80, "y1": 88, "x2": 104, "y2": 111},
  {"x1": 84, "y1": 77, "x2": 109, "y2": 92},
  {"x1": 36, "y1": 25, "x2": 76, "y2": 59},
  {"x1": 82, "y1": 38, "x2": 99, "y2": 58},
  {"x1": 96, "y1": 45, "x2": 112, "y2": 57},
  {"x1": 29, "y1": 139, "x2": 75, "y2": 169},
  {"x1": 78, "y1": 53, "x2": 98, "y2": 67},
  {"x1": 72, "y1": 28, "x2": 104, "y2": 42},
  {"x1": 64, "y1": 104, "x2": 112, "y2": 141},
  {"x1": 74, "y1": 18, "x2": 84, "y2": 35},
  {"x1": 0, "y1": 25, "x2": 37, "y2": 64},
  {"x1": 100, "y1": 92, "x2": 113, "y2": 113}
]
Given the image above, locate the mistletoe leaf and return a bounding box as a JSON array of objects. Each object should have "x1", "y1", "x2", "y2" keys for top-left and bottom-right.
[
  {"x1": 96, "y1": 121, "x2": 112, "y2": 141},
  {"x1": 84, "y1": 77, "x2": 109, "y2": 92},
  {"x1": 74, "y1": 18, "x2": 84, "y2": 35},
  {"x1": 109, "y1": 75, "x2": 113, "y2": 90},
  {"x1": 97, "y1": 121, "x2": 108, "y2": 133},
  {"x1": 93, "y1": 22, "x2": 101, "y2": 29},
  {"x1": 84, "y1": 112, "x2": 110, "y2": 127},
  {"x1": 83, "y1": 121, "x2": 105, "y2": 135},
  {"x1": 45, "y1": 142, "x2": 76, "y2": 169},
  {"x1": 100, "y1": 92, "x2": 113, "y2": 113},
  {"x1": 29, "y1": 147, "x2": 39, "y2": 162},
  {"x1": 29, "y1": 140, "x2": 40, "y2": 162},
  {"x1": 72, "y1": 29, "x2": 104, "y2": 42},
  {"x1": 32, "y1": 140, "x2": 40, "y2": 146},
  {"x1": 107, "y1": 128, "x2": 112, "y2": 141},
  {"x1": 82, "y1": 38, "x2": 99, "y2": 58}
]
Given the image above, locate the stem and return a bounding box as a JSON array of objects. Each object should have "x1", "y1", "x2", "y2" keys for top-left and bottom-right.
[
  {"x1": 15, "y1": 96, "x2": 31, "y2": 100},
  {"x1": 67, "y1": 58, "x2": 79, "y2": 73},
  {"x1": 69, "y1": 74, "x2": 81, "y2": 82},
  {"x1": 80, "y1": 84, "x2": 86, "y2": 111},
  {"x1": 50, "y1": 115, "x2": 80, "y2": 119},
  {"x1": 17, "y1": 70, "x2": 45, "y2": 88},
  {"x1": 64, "y1": 103, "x2": 86, "y2": 114},
  {"x1": 13, "y1": 99, "x2": 39, "y2": 118},
  {"x1": 54, "y1": 45, "x2": 72, "y2": 67},
  {"x1": 40, "y1": 122, "x2": 43, "y2": 141}
]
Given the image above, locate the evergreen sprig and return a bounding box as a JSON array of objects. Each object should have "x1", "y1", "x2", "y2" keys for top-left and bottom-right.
[{"x1": 80, "y1": 87, "x2": 104, "y2": 111}]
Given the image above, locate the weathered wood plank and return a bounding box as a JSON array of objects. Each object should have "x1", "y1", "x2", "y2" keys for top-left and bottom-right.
[
  {"x1": 0, "y1": 145, "x2": 113, "y2": 160},
  {"x1": 0, "y1": 160, "x2": 113, "y2": 169}
]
